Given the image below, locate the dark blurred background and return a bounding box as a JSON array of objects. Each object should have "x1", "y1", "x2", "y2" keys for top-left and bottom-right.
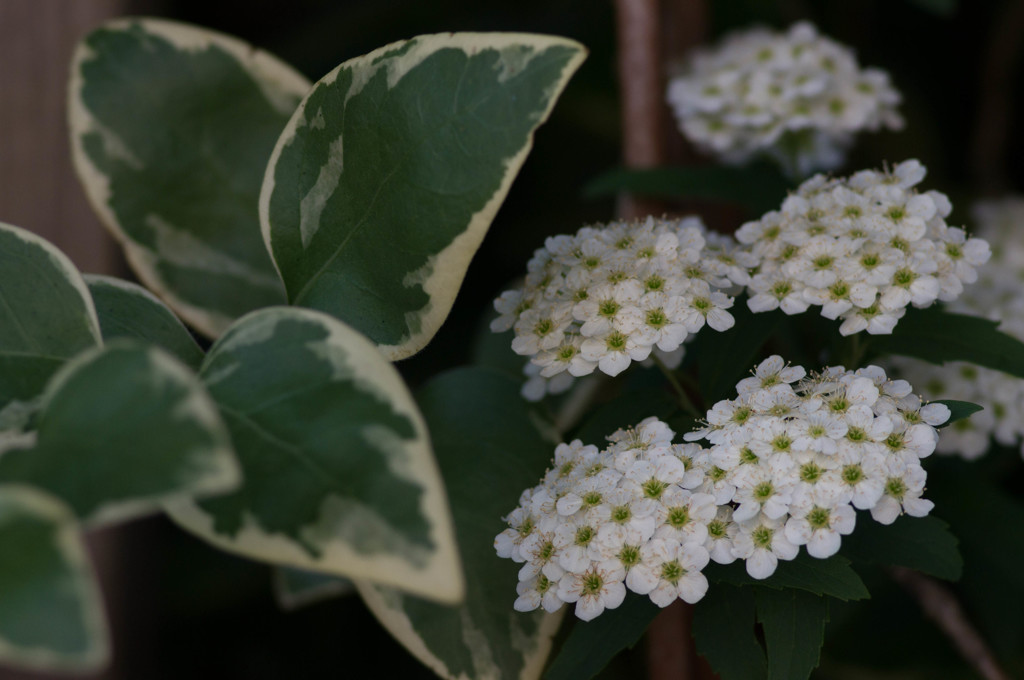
[{"x1": 1, "y1": 0, "x2": 1021, "y2": 677}]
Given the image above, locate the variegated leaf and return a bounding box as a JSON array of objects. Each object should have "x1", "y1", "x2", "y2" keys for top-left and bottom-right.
[
  {"x1": 260, "y1": 33, "x2": 586, "y2": 360},
  {"x1": 273, "y1": 567, "x2": 353, "y2": 611},
  {"x1": 85, "y1": 275, "x2": 204, "y2": 370},
  {"x1": 68, "y1": 18, "x2": 310, "y2": 337},
  {"x1": 0, "y1": 222, "x2": 100, "y2": 414},
  {"x1": 0, "y1": 342, "x2": 238, "y2": 526},
  {"x1": 165, "y1": 307, "x2": 463, "y2": 603},
  {"x1": 0, "y1": 485, "x2": 107, "y2": 672},
  {"x1": 357, "y1": 367, "x2": 562, "y2": 680}
]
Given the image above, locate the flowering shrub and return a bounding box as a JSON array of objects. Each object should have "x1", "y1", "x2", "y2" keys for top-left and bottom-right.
[
  {"x1": 492, "y1": 216, "x2": 750, "y2": 399},
  {"x1": 737, "y1": 160, "x2": 991, "y2": 334},
  {"x1": 3, "y1": 9, "x2": 1023, "y2": 680},
  {"x1": 667, "y1": 22, "x2": 903, "y2": 176},
  {"x1": 495, "y1": 357, "x2": 949, "y2": 620}
]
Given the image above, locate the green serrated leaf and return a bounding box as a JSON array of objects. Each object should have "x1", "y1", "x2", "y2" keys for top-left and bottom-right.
[
  {"x1": 0, "y1": 485, "x2": 107, "y2": 672},
  {"x1": 930, "y1": 399, "x2": 983, "y2": 428},
  {"x1": 261, "y1": 33, "x2": 586, "y2": 360},
  {"x1": 69, "y1": 18, "x2": 310, "y2": 337},
  {"x1": 544, "y1": 594, "x2": 660, "y2": 680},
  {"x1": 706, "y1": 553, "x2": 869, "y2": 601},
  {"x1": 273, "y1": 567, "x2": 353, "y2": 611},
  {"x1": 357, "y1": 367, "x2": 562, "y2": 680},
  {"x1": 840, "y1": 514, "x2": 962, "y2": 581},
  {"x1": 583, "y1": 163, "x2": 790, "y2": 216},
  {"x1": 165, "y1": 307, "x2": 463, "y2": 603},
  {"x1": 755, "y1": 587, "x2": 829, "y2": 680},
  {"x1": 872, "y1": 307, "x2": 1024, "y2": 378},
  {"x1": 0, "y1": 342, "x2": 238, "y2": 526},
  {"x1": 85, "y1": 275, "x2": 204, "y2": 369},
  {"x1": 693, "y1": 585, "x2": 767, "y2": 680},
  {"x1": 0, "y1": 222, "x2": 100, "y2": 412}
]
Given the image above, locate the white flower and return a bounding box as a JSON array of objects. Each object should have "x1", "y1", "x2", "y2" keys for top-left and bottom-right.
[
  {"x1": 667, "y1": 22, "x2": 903, "y2": 175},
  {"x1": 514, "y1": 574, "x2": 563, "y2": 613},
  {"x1": 739, "y1": 161, "x2": 990, "y2": 335},
  {"x1": 492, "y1": 216, "x2": 743, "y2": 399},
  {"x1": 784, "y1": 503, "x2": 856, "y2": 558},
  {"x1": 497, "y1": 358, "x2": 947, "y2": 620},
  {"x1": 705, "y1": 506, "x2": 740, "y2": 564},
  {"x1": 627, "y1": 538, "x2": 710, "y2": 606},
  {"x1": 557, "y1": 564, "x2": 628, "y2": 621},
  {"x1": 870, "y1": 458, "x2": 933, "y2": 524},
  {"x1": 732, "y1": 515, "x2": 799, "y2": 579},
  {"x1": 653, "y1": 488, "x2": 716, "y2": 545}
]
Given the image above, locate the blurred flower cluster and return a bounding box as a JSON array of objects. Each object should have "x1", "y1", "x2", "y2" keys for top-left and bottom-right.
[
  {"x1": 887, "y1": 198, "x2": 1024, "y2": 459},
  {"x1": 666, "y1": 22, "x2": 902, "y2": 176}
]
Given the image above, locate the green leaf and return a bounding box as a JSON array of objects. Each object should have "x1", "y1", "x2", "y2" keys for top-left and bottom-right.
[
  {"x1": 570, "y1": 385, "x2": 679, "y2": 445},
  {"x1": 840, "y1": 514, "x2": 962, "y2": 581},
  {"x1": 583, "y1": 163, "x2": 790, "y2": 216},
  {"x1": 755, "y1": 587, "x2": 829, "y2": 680},
  {"x1": 165, "y1": 307, "x2": 463, "y2": 603},
  {"x1": 928, "y1": 459, "x2": 1024, "y2": 660},
  {"x1": 0, "y1": 485, "x2": 107, "y2": 672},
  {"x1": 356, "y1": 367, "x2": 562, "y2": 680},
  {"x1": 261, "y1": 33, "x2": 587, "y2": 360},
  {"x1": 687, "y1": 300, "x2": 785, "y2": 404},
  {"x1": 706, "y1": 553, "x2": 869, "y2": 601},
  {"x1": 930, "y1": 399, "x2": 983, "y2": 428},
  {"x1": 0, "y1": 222, "x2": 100, "y2": 413},
  {"x1": 872, "y1": 307, "x2": 1024, "y2": 379},
  {"x1": 69, "y1": 18, "x2": 310, "y2": 337},
  {"x1": 544, "y1": 594, "x2": 660, "y2": 680},
  {"x1": 470, "y1": 312, "x2": 527, "y2": 382},
  {"x1": 0, "y1": 342, "x2": 238, "y2": 525},
  {"x1": 273, "y1": 567, "x2": 353, "y2": 611},
  {"x1": 693, "y1": 585, "x2": 766, "y2": 680},
  {"x1": 85, "y1": 274, "x2": 204, "y2": 369}
]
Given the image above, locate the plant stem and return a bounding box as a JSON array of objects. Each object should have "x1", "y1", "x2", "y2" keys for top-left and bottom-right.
[
  {"x1": 553, "y1": 374, "x2": 607, "y2": 434},
  {"x1": 890, "y1": 567, "x2": 1011, "y2": 680},
  {"x1": 651, "y1": 353, "x2": 700, "y2": 417},
  {"x1": 843, "y1": 333, "x2": 869, "y2": 369}
]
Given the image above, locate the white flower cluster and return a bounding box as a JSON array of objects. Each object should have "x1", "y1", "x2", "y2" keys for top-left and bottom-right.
[
  {"x1": 491, "y1": 216, "x2": 751, "y2": 400},
  {"x1": 886, "y1": 198, "x2": 1024, "y2": 459},
  {"x1": 495, "y1": 418, "x2": 717, "y2": 621},
  {"x1": 666, "y1": 22, "x2": 903, "y2": 176},
  {"x1": 737, "y1": 160, "x2": 991, "y2": 335},
  {"x1": 496, "y1": 356, "x2": 949, "y2": 620},
  {"x1": 684, "y1": 356, "x2": 947, "y2": 578}
]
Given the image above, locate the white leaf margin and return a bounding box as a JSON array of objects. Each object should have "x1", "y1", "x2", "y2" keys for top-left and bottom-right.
[
  {"x1": 0, "y1": 222, "x2": 102, "y2": 349},
  {"x1": 356, "y1": 580, "x2": 565, "y2": 680},
  {"x1": 272, "y1": 567, "x2": 354, "y2": 611},
  {"x1": 165, "y1": 307, "x2": 465, "y2": 604},
  {"x1": 0, "y1": 485, "x2": 109, "y2": 672},
  {"x1": 67, "y1": 17, "x2": 311, "y2": 338},
  {"x1": 34, "y1": 341, "x2": 240, "y2": 527},
  {"x1": 259, "y1": 32, "x2": 587, "y2": 361}
]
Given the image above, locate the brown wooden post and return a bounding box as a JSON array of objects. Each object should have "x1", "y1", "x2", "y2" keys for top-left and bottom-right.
[{"x1": 0, "y1": 2, "x2": 140, "y2": 679}]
